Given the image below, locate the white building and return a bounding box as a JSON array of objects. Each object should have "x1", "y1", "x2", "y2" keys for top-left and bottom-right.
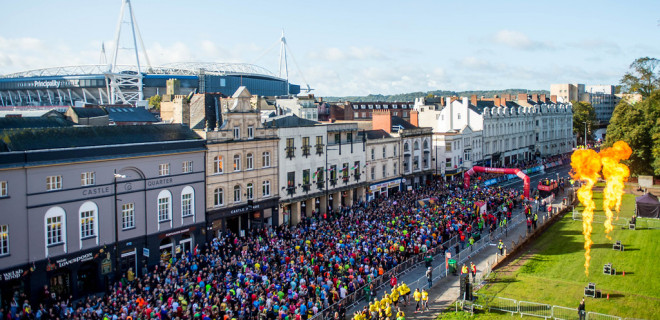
[
  {"x1": 415, "y1": 94, "x2": 573, "y2": 171},
  {"x1": 275, "y1": 95, "x2": 319, "y2": 121},
  {"x1": 263, "y1": 115, "x2": 366, "y2": 224},
  {"x1": 361, "y1": 129, "x2": 402, "y2": 201}
]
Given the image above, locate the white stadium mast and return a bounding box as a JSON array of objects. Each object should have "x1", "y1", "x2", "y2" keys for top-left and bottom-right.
[{"x1": 105, "y1": 0, "x2": 152, "y2": 106}]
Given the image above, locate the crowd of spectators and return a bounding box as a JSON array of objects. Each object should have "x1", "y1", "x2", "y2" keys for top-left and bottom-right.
[{"x1": 2, "y1": 181, "x2": 522, "y2": 320}]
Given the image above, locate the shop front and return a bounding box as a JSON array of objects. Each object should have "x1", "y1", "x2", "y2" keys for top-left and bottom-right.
[
  {"x1": 207, "y1": 198, "x2": 279, "y2": 239},
  {"x1": 0, "y1": 265, "x2": 29, "y2": 308},
  {"x1": 367, "y1": 178, "x2": 401, "y2": 202}
]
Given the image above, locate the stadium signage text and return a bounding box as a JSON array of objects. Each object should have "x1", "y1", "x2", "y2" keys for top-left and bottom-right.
[{"x1": 30, "y1": 79, "x2": 80, "y2": 88}]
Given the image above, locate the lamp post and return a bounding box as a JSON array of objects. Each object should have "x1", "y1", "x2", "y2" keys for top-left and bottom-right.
[
  {"x1": 113, "y1": 170, "x2": 126, "y2": 279},
  {"x1": 583, "y1": 121, "x2": 588, "y2": 147},
  {"x1": 325, "y1": 143, "x2": 339, "y2": 218}
]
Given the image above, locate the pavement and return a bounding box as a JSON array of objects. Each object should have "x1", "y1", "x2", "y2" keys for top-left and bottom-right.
[{"x1": 346, "y1": 165, "x2": 573, "y2": 319}]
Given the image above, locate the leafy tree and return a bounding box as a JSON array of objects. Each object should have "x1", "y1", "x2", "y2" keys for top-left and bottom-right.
[
  {"x1": 148, "y1": 94, "x2": 162, "y2": 110},
  {"x1": 620, "y1": 57, "x2": 660, "y2": 98},
  {"x1": 571, "y1": 101, "x2": 597, "y2": 145}
]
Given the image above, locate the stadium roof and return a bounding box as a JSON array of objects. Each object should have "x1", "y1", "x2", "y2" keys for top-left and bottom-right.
[{"x1": 1, "y1": 62, "x2": 280, "y2": 80}]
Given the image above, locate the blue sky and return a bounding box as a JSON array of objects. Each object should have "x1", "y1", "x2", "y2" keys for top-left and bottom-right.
[{"x1": 1, "y1": 0, "x2": 659, "y2": 96}]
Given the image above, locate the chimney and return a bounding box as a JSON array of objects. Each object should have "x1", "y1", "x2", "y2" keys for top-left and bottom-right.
[
  {"x1": 372, "y1": 110, "x2": 392, "y2": 133},
  {"x1": 410, "y1": 110, "x2": 419, "y2": 127},
  {"x1": 550, "y1": 95, "x2": 557, "y2": 103},
  {"x1": 493, "y1": 97, "x2": 501, "y2": 107},
  {"x1": 531, "y1": 94, "x2": 538, "y2": 102},
  {"x1": 502, "y1": 94, "x2": 510, "y2": 102},
  {"x1": 470, "y1": 95, "x2": 477, "y2": 106},
  {"x1": 518, "y1": 93, "x2": 527, "y2": 102},
  {"x1": 450, "y1": 96, "x2": 459, "y2": 104},
  {"x1": 540, "y1": 94, "x2": 546, "y2": 103}
]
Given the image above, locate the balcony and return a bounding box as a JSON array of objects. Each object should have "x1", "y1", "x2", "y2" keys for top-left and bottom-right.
[
  {"x1": 342, "y1": 176, "x2": 350, "y2": 184},
  {"x1": 286, "y1": 186, "x2": 296, "y2": 196},
  {"x1": 315, "y1": 144, "x2": 324, "y2": 155},
  {"x1": 285, "y1": 146, "x2": 296, "y2": 159},
  {"x1": 302, "y1": 183, "x2": 311, "y2": 192},
  {"x1": 317, "y1": 181, "x2": 325, "y2": 190},
  {"x1": 330, "y1": 178, "x2": 337, "y2": 186},
  {"x1": 354, "y1": 173, "x2": 361, "y2": 181},
  {"x1": 302, "y1": 145, "x2": 311, "y2": 157}
]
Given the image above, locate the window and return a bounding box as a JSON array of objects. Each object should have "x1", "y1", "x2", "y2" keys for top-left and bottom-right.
[
  {"x1": 302, "y1": 137, "x2": 311, "y2": 156},
  {"x1": 81, "y1": 172, "x2": 95, "y2": 186},
  {"x1": 382, "y1": 165, "x2": 386, "y2": 178},
  {"x1": 316, "y1": 166, "x2": 324, "y2": 184},
  {"x1": 330, "y1": 165, "x2": 337, "y2": 183},
  {"x1": 0, "y1": 181, "x2": 6, "y2": 197},
  {"x1": 371, "y1": 167, "x2": 375, "y2": 180},
  {"x1": 404, "y1": 143, "x2": 410, "y2": 153},
  {"x1": 394, "y1": 145, "x2": 397, "y2": 156},
  {"x1": 394, "y1": 163, "x2": 397, "y2": 175},
  {"x1": 287, "y1": 171, "x2": 296, "y2": 194},
  {"x1": 46, "y1": 212, "x2": 64, "y2": 246},
  {"x1": 347, "y1": 133, "x2": 353, "y2": 143},
  {"x1": 302, "y1": 169, "x2": 310, "y2": 191},
  {"x1": 286, "y1": 138, "x2": 295, "y2": 159},
  {"x1": 445, "y1": 144, "x2": 452, "y2": 152},
  {"x1": 262, "y1": 180, "x2": 271, "y2": 197},
  {"x1": 233, "y1": 154, "x2": 241, "y2": 171},
  {"x1": 46, "y1": 175, "x2": 62, "y2": 191},
  {"x1": 371, "y1": 148, "x2": 375, "y2": 160},
  {"x1": 80, "y1": 210, "x2": 95, "y2": 239},
  {"x1": 233, "y1": 127, "x2": 240, "y2": 139},
  {"x1": 181, "y1": 187, "x2": 194, "y2": 217},
  {"x1": 246, "y1": 183, "x2": 254, "y2": 200},
  {"x1": 414, "y1": 141, "x2": 420, "y2": 150},
  {"x1": 122, "y1": 203, "x2": 135, "y2": 230},
  {"x1": 315, "y1": 136, "x2": 324, "y2": 155},
  {"x1": 182, "y1": 161, "x2": 193, "y2": 173},
  {"x1": 247, "y1": 126, "x2": 254, "y2": 139},
  {"x1": 213, "y1": 156, "x2": 223, "y2": 174},
  {"x1": 262, "y1": 152, "x2": 271, "y2": 167},
  {"x1": 334, "y1": 133, "x2": 340, "y2": 145},
  {"x1": 342, "y1": 163, "x2": 349, "y2": 181},
  {"x1": 233, "y1": 185, "x2": 241, "y2": 202},
  {"x1": 157, "y1": 191, "x2": 172, "y2": 222},
  {"x1": 382, "y1": 147, "x2": 386, "y2": 158},
  {"x1": 354, "y1": 112, "x2": 359, "y2": 118},
  {"x1": 214, "y1": 188, "x2": 224, "y2": 207},
  {"x1": 446, "y1": 158, "x2": 452, "y2": 168},
  {"x1": 246, "y1": 153, "x2": 254, "y2": 170},
  {"x1": 457, "y1": 113, "x2": 461, "y2": 120},
  {"x1": 159, "y1": 163, "x2": 170, "y2": 176},
  {"x1": 0, "y1": 225, "x2": 7, "y2": 255}
]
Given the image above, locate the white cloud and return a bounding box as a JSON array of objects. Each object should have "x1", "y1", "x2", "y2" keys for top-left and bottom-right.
[
  {"x1": 308, "y1": 46, "x2": 388, "y2": 62},
  {"x1": 492, "y1": 30, "x2": 554, "y2": 51}
]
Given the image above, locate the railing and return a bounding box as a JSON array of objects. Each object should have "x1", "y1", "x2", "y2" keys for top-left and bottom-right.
[
  {"x1": 302, "y1": 183, "x2": 311, "y2": 192},
  {"x1": 315, "y1": 144, "x2": 324, "y2": 155},
  {"x1": 301, "y1": 145, "x2": 311, "y2": 157},
  {"x1": 285, "y1": 146, "x2": 295, "y2": 159},
  {"x1": 518, "y1": 300, "x2": 552, "y2": 318},
  {"x1": 354, "y1": 173, "x2": 361, "y2": 181},
  {"x1": 316, "y1": 182, "x2": 324, "y2": 190}
]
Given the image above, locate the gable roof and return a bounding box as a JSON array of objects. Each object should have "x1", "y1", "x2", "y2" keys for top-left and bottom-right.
[
  {"x1": 263, "y1": 114, "x2": 319, "y2": 128},
  {"x1": 71, "y1": 107, "x2": 108, "y2": 118},
  {"x1": 0, "y1": 124, "x2": 200, "y2": 152},
  {"x1": 232, "y1": 86, "x2": 251, "y2": 98},
  {"x1": 391, "y1": 116, "x2": 416, "y2": 130},
  {"x1": 106, "y1": 107, "x2": 159, "y2": 123},
  {"x1": 361, "y1": 129, "x2": 392, "y2": 140}
]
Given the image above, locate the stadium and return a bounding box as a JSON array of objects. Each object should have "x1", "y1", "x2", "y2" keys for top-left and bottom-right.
[{"x1": 0, "y1": 62, "x2": 300, "y2": 108}]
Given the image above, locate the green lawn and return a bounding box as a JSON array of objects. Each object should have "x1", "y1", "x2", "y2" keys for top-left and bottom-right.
[{"x1": 457, "y1": 192, "x2": 660, "y2": 319}]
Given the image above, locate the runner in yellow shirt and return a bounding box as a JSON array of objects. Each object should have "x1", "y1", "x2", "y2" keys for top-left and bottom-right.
[
  {"x1": 391, "y1": 286, "x2": 400, "y2": 307},
  {"x1": 413, "y1": 288, "x2": 422, "y2": 313},
  {"x1": 421, "y1": 288, "x2": 429, "y2": 311}
]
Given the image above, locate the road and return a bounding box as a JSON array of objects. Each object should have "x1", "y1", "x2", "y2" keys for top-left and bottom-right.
[{"x1": 500, "y1": 163, "x2": 572, "y2": 194}]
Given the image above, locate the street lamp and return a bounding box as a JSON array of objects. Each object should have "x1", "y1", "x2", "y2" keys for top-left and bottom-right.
[
  {"x1": 582, "y1": 121, "x2": 588, "y2": 147},
  {"x1": 325, "y1": 144, "x2": 339, "y2": 218},
  {"x1": 113, "y1": 171, "x2": 126, "y2": 279}
]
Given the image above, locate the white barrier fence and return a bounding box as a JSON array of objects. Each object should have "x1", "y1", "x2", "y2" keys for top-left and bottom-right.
[{"x1": 464, "y1": 294, "x2": 639, "y2": 320}]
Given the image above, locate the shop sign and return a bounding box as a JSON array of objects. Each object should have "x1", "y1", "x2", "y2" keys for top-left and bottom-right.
[
  {"x1": 101, "y1": 252, "x2": 112, "y2": 274},
  {"x1": 147, "y1": 177, "x2": 173, "y2": 187},
  {"x1": 82, "y1": 186, "x2": 111, "y2": 197},
  {"x1": 143, "y1": 248, "x2": 150, "y2": 257},
  {"x1": 55, "y1": 252, "x2": 93, "y2": 268},
  {"x1": 230, "y1": 203, "x2": 261, "y2": 215},
  {"x1": 2, "y1": 268, "x2": 26, "y2": 281},
  {"x1": 160, "y1": 226, "x2": 196, "y2": 239}
]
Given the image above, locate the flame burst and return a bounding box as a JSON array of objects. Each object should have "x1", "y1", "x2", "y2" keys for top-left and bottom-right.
[
  {"x1": 600, "y1": 141, "x2": 632, "y2": 236},
  {"x1": 571, "y1": 149, "x2": 602, "y2": 276}
]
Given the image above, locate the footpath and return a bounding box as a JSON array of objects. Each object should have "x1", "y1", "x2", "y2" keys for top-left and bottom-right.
[{"x1": 346, "y1": 190, "x2": 572, "y2": 319}]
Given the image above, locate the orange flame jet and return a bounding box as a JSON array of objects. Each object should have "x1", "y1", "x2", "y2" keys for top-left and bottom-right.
[
  {"x1": 600, "y1": 141, "x2": 632, "y2": 235},
  {"x1": 571, "y1": 149, "x2": 602, "y2": 276}
]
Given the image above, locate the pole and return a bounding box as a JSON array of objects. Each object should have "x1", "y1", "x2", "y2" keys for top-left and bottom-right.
[
  {"x1": 113, "y1": 170, "x2": 120, "y2": 279},
  {"x1": 584, "y1": 122, "x2": 587, "y2": 147}
]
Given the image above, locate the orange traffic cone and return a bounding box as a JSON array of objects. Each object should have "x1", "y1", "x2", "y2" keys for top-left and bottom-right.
[
  {"x1": 622, "y1": 270, "x2": 625, "y2": 276},
  {"x1": 607, "y1": 293, "x2": 609, "y2": 300}
]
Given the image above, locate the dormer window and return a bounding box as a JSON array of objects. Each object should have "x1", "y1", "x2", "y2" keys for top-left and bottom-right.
[
  {"x1": 368, "y1": 105, "x2": 373, "y2": 109},
  {"x1": 361, "y1": 104, "x2": 366, "y2": 109}
]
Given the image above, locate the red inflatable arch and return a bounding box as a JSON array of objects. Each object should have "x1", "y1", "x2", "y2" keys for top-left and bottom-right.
[{"x1": 464, "y1": 166, "x2": 530, "y2": 199}]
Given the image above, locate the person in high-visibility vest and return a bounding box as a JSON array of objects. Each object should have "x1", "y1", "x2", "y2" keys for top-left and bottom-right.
[
  {"x1": 498, "y1": 239, "x2": 504, "y2": 255},
  {"x1": 391, "y1": 285, "x2": 400, "y2": 307},
  {"x1": 470, "y1": 262, "x2": 477, "y2": 283},
  {"x1": 461, "y1": 264, "x2": 469, "y2": 275},
  {"x1": 421, "y1": 288, "x2": 429, "y2": 311},
  {"x1": 413, "y1": 288, "x2": 422, "y2": 312}
]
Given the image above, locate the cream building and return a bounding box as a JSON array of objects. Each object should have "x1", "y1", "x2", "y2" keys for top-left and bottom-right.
[
  {"x1": 361, "y1": 129, "x2": 402, "y2": 201},
  {"x1": 204, "y1": 87, "x2": 279, "y2": 236}
]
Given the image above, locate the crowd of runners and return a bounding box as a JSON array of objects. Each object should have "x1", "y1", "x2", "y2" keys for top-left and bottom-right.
[{"x1": 3, "y1": 179, "x2": 523, "y2": 320}]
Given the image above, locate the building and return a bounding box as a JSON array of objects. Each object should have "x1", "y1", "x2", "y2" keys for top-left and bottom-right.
[
  {"x1": 361, "y1": 130, "x2": 402, "y2": 201},
  {"x1": 0, "y1": 124, "x2": 205, "y2": 304},
  {"x1": 324, "y1": 101, "x2": 415, "y2": 122},
  {"x1": 202, "y1": 87, "x2": 280, "y2": 236},
  {"x1": 371, "y1": 110, "x2": 433, "y2": 189},
  {"x1": 551, "y1": 83, "x2": 619, "y2": 123},
  {"x1": 415, "y1": 94, "x2": 573, "y2": 171},
  {"x1": 264, "y1": 115, "x2": 367, "y2": 224},
  {"x1": 275, "y1": 94, "x2": 319, "y2": 121},
  {"x1": 65, "y1": 105, "x2": 159, "y2": 126}
]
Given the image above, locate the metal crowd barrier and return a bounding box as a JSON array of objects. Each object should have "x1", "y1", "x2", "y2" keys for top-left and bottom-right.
[{"x1": 518, "y1": 300, "x2": 552, "y2": 318}]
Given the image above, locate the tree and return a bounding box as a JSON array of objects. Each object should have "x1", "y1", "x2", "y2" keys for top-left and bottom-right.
[
  {"x1": 571, "y1": 101, "x2": 597, "y2": 145},
  {"x1": 620, "y1": 57, "x2": 660, "y2": 98},
  {"x1": 148, "y1": 95, "x2": 162, "y2": 110}
]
